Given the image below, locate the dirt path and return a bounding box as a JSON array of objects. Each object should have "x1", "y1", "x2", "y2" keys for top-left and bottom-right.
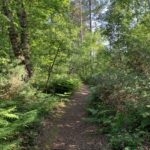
[{"x1": 36, "y1": 85, "x2": 109, "y2": 150}]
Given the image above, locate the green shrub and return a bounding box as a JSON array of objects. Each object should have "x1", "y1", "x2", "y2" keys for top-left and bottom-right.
[
  {"x1": 0, "y1": 60, "x2": 81, "y2": 149},
  {"x1": 47, "y1": 74, "x2": 81, "y2": 94},
  {"x1": 0, "y1": 98, "x2": 39, "y2": 149},
  {"x1": 0, "y1": 75, "x2": 70, "y2": 149},
  {"x1": 88, "y1": 69, "x2": 150, "y2": 149}
]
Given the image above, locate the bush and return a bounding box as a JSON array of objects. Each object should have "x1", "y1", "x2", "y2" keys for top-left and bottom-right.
[
  {"x1": 87, "y1": 69, "x2": 150, "y2": 149},
  {"x1": 0, "y1": 99, "x2": 38, "y2": 150},
  {"x1": 0, "y1": 60, "x2": 81, "y2": 149},
  {"x1": 0, "y1": 83, "x2": 68, "y2": 149},
  {"x1": 46, "y1": 74, "x2": 81, "y2": 94}
]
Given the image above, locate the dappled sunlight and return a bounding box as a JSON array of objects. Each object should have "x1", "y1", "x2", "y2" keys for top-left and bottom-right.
[
  {"x1": 53, "y1": 142, "x2": 65, "y2": 149},
  {"x1": 1, "y1": 0, "x2": 149, "y2": 149},
  {"x1": 81, "y1": 91, "x2": 89, "y2": 95},
  {"x1": 68, "y1": 144, "x2": 78, "y2": 149},
  {"x1": 50, "y1": 85, "x2": 109, "y2": 150}
]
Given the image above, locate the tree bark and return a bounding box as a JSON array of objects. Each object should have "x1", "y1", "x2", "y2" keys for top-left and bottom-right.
[
  {"x1": 2, "y1": 0, "x2": 32, "y2": 78},
  {"x1": 17, "y1": 1, "x2": 32, "y2": 78},
  {"x1": 2, "y1": 0, "x2": 21, "y2": 57},
  {"x1": 45, "y1": 47, "x2": 60, "y2": 91}
]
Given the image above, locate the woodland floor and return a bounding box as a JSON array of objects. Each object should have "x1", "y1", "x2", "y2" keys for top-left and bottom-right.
[{"x1": 35, "y1": 85, "x2": 110, "y2": 150}]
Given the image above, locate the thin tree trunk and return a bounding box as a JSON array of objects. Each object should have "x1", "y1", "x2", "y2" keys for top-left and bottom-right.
[
  {"x1": 45, "y1": 47, "x2": 60, "y2": 91},
  {"x1": 89, "y1": 0, "x2": 92, "y2": 32},
  {"x1": 80, "y1": 0, "x2": 83, "y2": 43},
  {"x1": 88, "y1": 0, "x2": 93, "y2": 73}
]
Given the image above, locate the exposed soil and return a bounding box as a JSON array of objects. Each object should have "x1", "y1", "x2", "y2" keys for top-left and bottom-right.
[{"x1": 35, "y1": 85, "x2": 110, "y2": 150}]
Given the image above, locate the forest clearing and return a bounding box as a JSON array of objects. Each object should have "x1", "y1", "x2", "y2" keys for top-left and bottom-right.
[{"x1": 0, "y1": 0, "x2": 150, "y2": 150}]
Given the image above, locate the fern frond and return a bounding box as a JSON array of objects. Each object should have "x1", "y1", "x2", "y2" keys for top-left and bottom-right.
[
  {"x1": 0, "y1": 107, "x2": 19, "y2": 120},
  {"x1": 0, "y1": 140, "x2": 20, "y2": 150},
  {"x1": 0, "y1": 118, "x2": 9, "y2": 127}
]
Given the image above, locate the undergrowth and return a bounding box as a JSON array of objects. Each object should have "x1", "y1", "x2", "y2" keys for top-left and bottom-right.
[
  {"x1": 0, "y1": 86, "x2": 67, "y2": 150},
  {"x1": 87, "y1": 70, "x2": 150, "y2": 150},
  {"x1": 0, "y1": 63, "x2": 81, "y2": 149}
]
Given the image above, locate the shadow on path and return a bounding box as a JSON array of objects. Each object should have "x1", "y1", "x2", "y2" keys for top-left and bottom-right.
[{"x1": 36, "y1": 85, "x2": 109, "y2": 150}]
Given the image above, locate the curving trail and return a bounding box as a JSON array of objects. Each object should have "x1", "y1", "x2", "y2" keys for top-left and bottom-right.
[{"x1": 36, "y1": 85, "x2": 109, "y2": 150}]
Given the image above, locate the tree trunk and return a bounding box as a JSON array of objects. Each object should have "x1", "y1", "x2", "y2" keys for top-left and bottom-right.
[
  {"x1": 2, "y1": 0, "x2": 21, "y2": 57},
  {"x1": 45, "y1": 47, "x2": 60, "y2": 91},
  {"x1": 18, "y1": 1, "x2": 32, "y2": 78},
  {"x1": 2, "y1": 0, "x2": 32, "y2": 79},
  {"x1": 89, "y1": 0, "x2": 92, "y2": 32},
  {"x1": 79, "y1": 0, "x2": 83, "y2": 43}
]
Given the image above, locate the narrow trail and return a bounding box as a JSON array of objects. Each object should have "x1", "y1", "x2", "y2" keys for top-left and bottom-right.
[{"x1": 36, "y1": 85, "x2": 109, "y2": 150}]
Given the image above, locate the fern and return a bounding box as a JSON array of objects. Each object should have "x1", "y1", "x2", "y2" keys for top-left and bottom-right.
[
  {"x1": 0, "y1": 110, "x2": 38, "y2": 140},
  {"x1": 0, "y1": 118, "x2": 9, "y2": 127},
  {"x1": 0, "y1": 140, "x2": 20, "y2": 150},
  {"x1": 0, "y1": 107, "x2": 19, "y2": 120},
  {"x1": 0, "y1": 107, "x2": 18, "y2": 127}
]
